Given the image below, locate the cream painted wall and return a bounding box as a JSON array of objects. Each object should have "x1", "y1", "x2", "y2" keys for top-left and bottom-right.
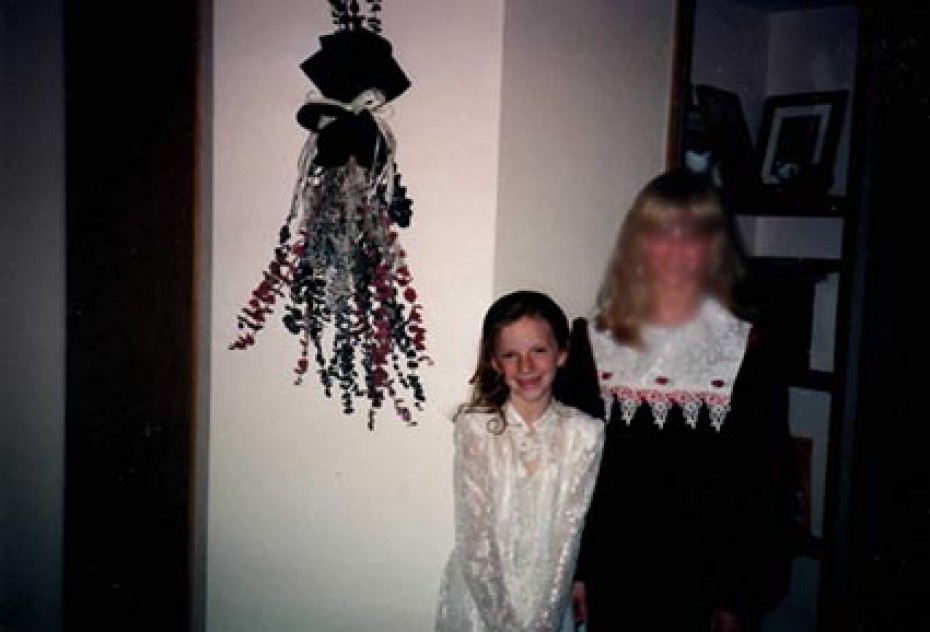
[
  {"x1": 210, "y1": 1, "x2": 503, "y2": 630},
  {"x1": 210, "y1": 1, "x2": 675, "y2": 630},
  {"x1": 494, "y1": 0, "x2": 677, "y2": 320}
]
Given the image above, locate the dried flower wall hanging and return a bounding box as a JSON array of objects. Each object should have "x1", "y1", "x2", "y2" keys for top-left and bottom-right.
[{"x1": 230, "y1": 1, "x2": 431, "y2": 429}]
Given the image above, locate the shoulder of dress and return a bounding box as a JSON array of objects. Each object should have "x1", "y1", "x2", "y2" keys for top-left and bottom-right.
[
  {"x1": 703, "y1": 299, "x2": 752, "y2": 354},
  {"x1": 553, "y1": 401, "x2": 606, "y2": 437},
  {"x1": 453, "y1": 408, "x2": 499, "y2": 434},
  {"x1": 567, "y1": 316, "x2": 592, "y2": 345},
  {"x1": 738, "y1": 322, "x2": 789, "y2": 376},
  {"x1": 706, "y1": 297, "x2": 751, "y2": 328},
  {"x1": 745, "y1": 320, "x2": 776, "y2": 348}
]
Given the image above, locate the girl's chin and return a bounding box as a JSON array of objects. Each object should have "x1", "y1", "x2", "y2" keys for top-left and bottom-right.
[
  {"x1": 652, "y1": 275, "x2": 702, "y2": 288},
  {"x1": 515, "y1": 380, "x2": 545, "y2": 394},
  {"x1": 513, "y1": 385, "x2": 550, "y2": 402}
]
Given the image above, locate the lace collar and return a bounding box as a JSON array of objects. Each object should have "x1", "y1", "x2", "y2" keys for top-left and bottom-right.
[
  {"x1": 503, "y1": 401, "x2": 565, "y2": 472},
  {"x1": 503, "y1": 400, "x2": 562, "y2": 433},
  {"x1": 589, "y1": 298, "x2": 750, "y2": 431}
]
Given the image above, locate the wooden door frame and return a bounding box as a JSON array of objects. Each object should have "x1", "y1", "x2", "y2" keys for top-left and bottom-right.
[{"x1": 63, "y1": 2, "x2": 202, "y2": 630}]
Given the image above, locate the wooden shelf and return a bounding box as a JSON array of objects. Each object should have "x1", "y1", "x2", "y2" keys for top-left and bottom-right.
[
  {"x1": 732, "y1": 193, "x2": 849, "y2": 217},
  {"x1": 791, "y1": 369, "x2": 835, "y2": 392},
  {"x1": 745, "y1": 256, "x2": 842, "y2": 279}
]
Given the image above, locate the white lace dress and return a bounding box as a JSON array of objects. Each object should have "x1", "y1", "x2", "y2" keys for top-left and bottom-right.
[{"x1": 435, "y1": 400, "x2": 605, "y2": 632}]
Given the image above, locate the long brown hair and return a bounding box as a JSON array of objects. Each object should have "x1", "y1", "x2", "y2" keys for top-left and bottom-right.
[{"x1": 595, "y1": 169, "x2": 744, "y2": 345}]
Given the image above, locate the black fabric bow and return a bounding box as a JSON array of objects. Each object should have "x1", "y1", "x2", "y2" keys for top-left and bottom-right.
[
  {"x1": 299, "y1": 28, "x2": 410, "y2": 104},
  {"x1": 297, "y1": 103, "x2": 387, "y2": 169},
  {"x1": 295, "y1": 28, "x2": 410, "y2": 170}
]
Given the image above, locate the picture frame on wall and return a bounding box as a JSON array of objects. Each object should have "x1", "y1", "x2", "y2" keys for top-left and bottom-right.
[{"x1": 757, "y1": 90, "x2": 849, "y2": 191}]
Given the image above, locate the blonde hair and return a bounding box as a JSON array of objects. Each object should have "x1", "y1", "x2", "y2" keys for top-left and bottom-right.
[{"x1": 595, "y1": 169, "x2": 744, "y2": 345}]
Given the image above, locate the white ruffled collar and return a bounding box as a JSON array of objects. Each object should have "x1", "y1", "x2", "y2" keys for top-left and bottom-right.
[
  {"x1": 503, "y1": 400, "x2": 561, "y2": 433},
  {"x1": 504, "y1": 401, "x2": 569, "y2": 473},
  {"x1": 589, "y1": 298, "x2": 750, "y2": 431}
]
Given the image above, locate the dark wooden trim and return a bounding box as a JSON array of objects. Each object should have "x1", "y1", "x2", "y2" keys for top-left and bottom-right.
[
  {"x1": 665, "y1": 0, "x2": 696, "y2": 169},
  {"x1": 819, "y1": 3, "x2": 930, "y2": 631},
  {"x1": 64, "y1": 2, "x2": 199, "y2": 630}
]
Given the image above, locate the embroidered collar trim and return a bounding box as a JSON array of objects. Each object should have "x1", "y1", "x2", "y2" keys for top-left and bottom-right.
[
  {"x1": 589, "y1": 298, "x2": 750, "y2": 431},
  {"x1": 503, "y1": 400, "x2": 565, "y2": 433},
  {"x1": 503, "y1": 401, "x2": 564, "y2": 472}
]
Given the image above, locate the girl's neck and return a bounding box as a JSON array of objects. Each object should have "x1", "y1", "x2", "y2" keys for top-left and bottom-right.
[
  {"x1": 510, "y1": 397, "x2": 551, "y2": 429},
  {"x1": 647, "y1": 287, "x2": 703, "y2": 327}
]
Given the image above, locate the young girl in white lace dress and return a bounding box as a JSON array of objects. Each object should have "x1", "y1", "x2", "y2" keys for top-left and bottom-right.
[{"x1": 435, "y1": 290, "x2": 605, "y2": 632}]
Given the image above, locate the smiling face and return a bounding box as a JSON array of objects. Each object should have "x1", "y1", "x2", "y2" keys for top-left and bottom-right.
[{"x1": 491, "y1": 315, "x2": 567, "y2": 425}]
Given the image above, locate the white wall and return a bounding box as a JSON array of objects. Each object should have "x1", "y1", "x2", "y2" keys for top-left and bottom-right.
[
  {"x1": 210, "y1": 1, "x2": 503, "y2": 630},
  {"x1": 0, "y1": 1, "x2": 65, "y2": 630},
  {"x1": 209, "y1": 1, "x2": 676, "y2": 631},
  {"x1": 494, "y1": 0, "x2": 676, "y2": 320}
]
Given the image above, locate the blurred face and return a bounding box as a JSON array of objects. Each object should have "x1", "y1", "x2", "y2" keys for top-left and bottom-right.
[
  {"x1": 491, "y1": 316, "x2": 567, "y2": 424},
  {"x1": 640, "y1": 222, "x2": 712, "y2": 292}
]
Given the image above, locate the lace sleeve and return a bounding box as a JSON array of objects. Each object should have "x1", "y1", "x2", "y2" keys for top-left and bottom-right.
[
  {"x1": 529, "y1": 417, "x2": 606, "y2": 631},
  {"x1": 452, "y1": 415, "x2": 518, "y2": 630}
]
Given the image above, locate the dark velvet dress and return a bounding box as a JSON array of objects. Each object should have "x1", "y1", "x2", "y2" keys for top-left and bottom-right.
[{"x1": 555, "y1": 312, "x2": 796, "y2": 632}]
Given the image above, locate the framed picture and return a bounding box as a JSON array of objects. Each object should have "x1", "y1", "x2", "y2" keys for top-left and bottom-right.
[{"x1": 757, "y1": 90, "x2": 848, "y2": 188}]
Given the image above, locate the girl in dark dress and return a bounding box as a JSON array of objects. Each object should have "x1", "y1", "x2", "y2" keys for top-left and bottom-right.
[{"x1": 556, "y1": 169, "x2": 796, "y2": 632}]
